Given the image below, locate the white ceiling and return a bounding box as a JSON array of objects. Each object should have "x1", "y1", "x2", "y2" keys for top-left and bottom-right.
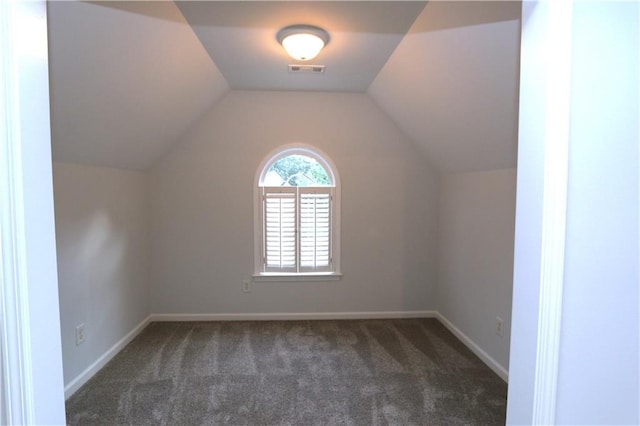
[
  {"x1": 176, "y1": 1, "x2": 426, "y2": 92},
  {"x1": 47, "y1": 1, "x2": 521, "y2": 173}
]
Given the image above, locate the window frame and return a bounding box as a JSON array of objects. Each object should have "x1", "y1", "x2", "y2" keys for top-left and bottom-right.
[{"x1": 253, "y1": 144, "x2": 341, "y2": 281}]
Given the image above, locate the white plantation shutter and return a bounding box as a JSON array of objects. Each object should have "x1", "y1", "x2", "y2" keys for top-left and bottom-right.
[
  {"x1": 261, "y1": 186, "x2": 334, "y2": 273},
  {"x1": 263, "y1": 187, "x2": 297, "y2": 272},
  {"x1": 299, "y1": 188, "x2": 332, "y2": 272}
]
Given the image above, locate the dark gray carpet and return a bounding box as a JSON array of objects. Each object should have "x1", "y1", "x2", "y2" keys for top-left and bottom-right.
[{"x1": 66, "y1": 319, "x2": 507, "y2": 425}]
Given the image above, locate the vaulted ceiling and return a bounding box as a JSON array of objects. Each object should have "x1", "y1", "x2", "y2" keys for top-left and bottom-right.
[
  {"x1": 47, "y1": 1, "x2": 521, "y2": 173},
  {"x1": 176, "y1": 1, "x2": 426, "y2": 92}
]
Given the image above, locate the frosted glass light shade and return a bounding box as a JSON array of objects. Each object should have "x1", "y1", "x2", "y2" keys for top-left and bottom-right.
[{"x1": 277, "y1": 25, "x2": 329, "y2": 61}]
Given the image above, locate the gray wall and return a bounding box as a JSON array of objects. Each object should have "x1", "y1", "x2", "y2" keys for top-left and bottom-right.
[
  {"x1": 149, "y1": 91, "x2": 440, "y2": 315},
  {"x1": 437, "y1": 169, "x2": 516, "y2": 373},
  {"x1": 53, "y1": 163, "x2": 150, "y2": 385}
]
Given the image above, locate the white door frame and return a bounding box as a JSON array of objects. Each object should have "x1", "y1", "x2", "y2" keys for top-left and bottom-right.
[
  {"x1": 0, "y1": 0, "x2": 66, "y2": 424},
  {"x1": 0, "y1": 0, "x2": 579, "y2": 424},
  {"x1": 1, "y1": 1, "x2": 36, "y2": 422},
  {"x1": 530, "y1": 0, "x2": 573, "y2": 423},
  {"x1": 507, "y1": 0, "x2": 573, "y2": 424}
]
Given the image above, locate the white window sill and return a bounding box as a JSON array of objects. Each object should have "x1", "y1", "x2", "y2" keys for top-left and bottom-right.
[{"x1": 252, "y1": 273, "x2": 343, "y2": 282}]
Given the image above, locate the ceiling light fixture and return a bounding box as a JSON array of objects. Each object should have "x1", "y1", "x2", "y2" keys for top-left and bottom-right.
[{"x1": 277, "y1": 25, "x2": 329, "y2": 61}]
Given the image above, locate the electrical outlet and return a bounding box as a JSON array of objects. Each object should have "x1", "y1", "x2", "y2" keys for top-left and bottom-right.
[
  {"x1": 496, "y1": 317, "x2": 504, "y2": 337},
  {"x1": 76, "y1": 323, "x2": 86, "y2": 346},
  {"x1": 243, "y1": 280, "x2": 251, "y2": 293}
]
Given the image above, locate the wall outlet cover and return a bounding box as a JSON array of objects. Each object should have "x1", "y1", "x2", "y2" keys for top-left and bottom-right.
[
  {"x1": 75, "y1": 323, "x2": 86, "y2": 345},
  {"x1": 496, "y1": 317, "x2": 504, "y2": 337}
]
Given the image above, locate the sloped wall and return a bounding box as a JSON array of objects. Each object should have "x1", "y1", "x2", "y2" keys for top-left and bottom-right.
[
  {"x1": 149, "y1": 91, "x2": 439, "y2": 315},
  {"x1": 48, "y1": 1, "x2": 229, "y2": 170},
  {"x1": 368, "y1": 1, "x2": 521, "y2": 174}
]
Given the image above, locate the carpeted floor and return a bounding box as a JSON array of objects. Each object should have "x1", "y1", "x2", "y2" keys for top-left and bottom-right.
[{"x1": 66, "y1": 319, "x2": 507, "y2": 425}]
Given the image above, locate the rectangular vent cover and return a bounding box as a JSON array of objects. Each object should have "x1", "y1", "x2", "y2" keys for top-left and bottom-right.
[{"x1": 288, "y1": 64, "x2": 325, "y2": 73}]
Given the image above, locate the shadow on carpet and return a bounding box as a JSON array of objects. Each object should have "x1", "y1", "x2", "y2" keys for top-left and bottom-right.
[{"x1": 66, "y1": 319, "x2": 507, "y2": 425}]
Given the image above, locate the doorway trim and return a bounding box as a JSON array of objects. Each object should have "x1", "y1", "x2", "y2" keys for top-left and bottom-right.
[{"x1": 0, "y1": 1, "x2": 36, "y2": 423}]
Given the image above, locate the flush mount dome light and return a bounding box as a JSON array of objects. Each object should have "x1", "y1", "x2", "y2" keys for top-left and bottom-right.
[{"x1": 277, "y1": 25, "x2": 329, "y2": 61}]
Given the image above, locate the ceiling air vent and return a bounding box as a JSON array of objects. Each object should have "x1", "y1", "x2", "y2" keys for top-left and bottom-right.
[{"x1": 288, "y1": 64, "x2": 325, "y2": 73}]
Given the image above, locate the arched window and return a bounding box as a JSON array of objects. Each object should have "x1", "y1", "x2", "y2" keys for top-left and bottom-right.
[{"x1": 254, "y1": 145, "x2": 341, "y2": 279}]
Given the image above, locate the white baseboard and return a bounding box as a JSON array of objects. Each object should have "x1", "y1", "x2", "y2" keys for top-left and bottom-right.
[
  {"x1": 150, "y1": 310, "x2": 438, "y2": 322},
  {"x1": 64, "y1": 315, "x2": 152, "y2": 399},
  {"x1": 435, "y1": 312, "x2": 509, "y2": 382},
  {"x1": 63, "y1": 310, "x2": 508, "y2": 400}
]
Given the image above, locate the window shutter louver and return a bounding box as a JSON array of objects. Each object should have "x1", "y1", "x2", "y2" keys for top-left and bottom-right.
[
  {"x1": 263, "y1": 187, "x2": 297, "y2": 272},
  {"x1": 299, "y1": 188, "x2": 332, "y2": 272},
  {"x1": 261, "y1": 186, "x2": 334, "y2": 274}
]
